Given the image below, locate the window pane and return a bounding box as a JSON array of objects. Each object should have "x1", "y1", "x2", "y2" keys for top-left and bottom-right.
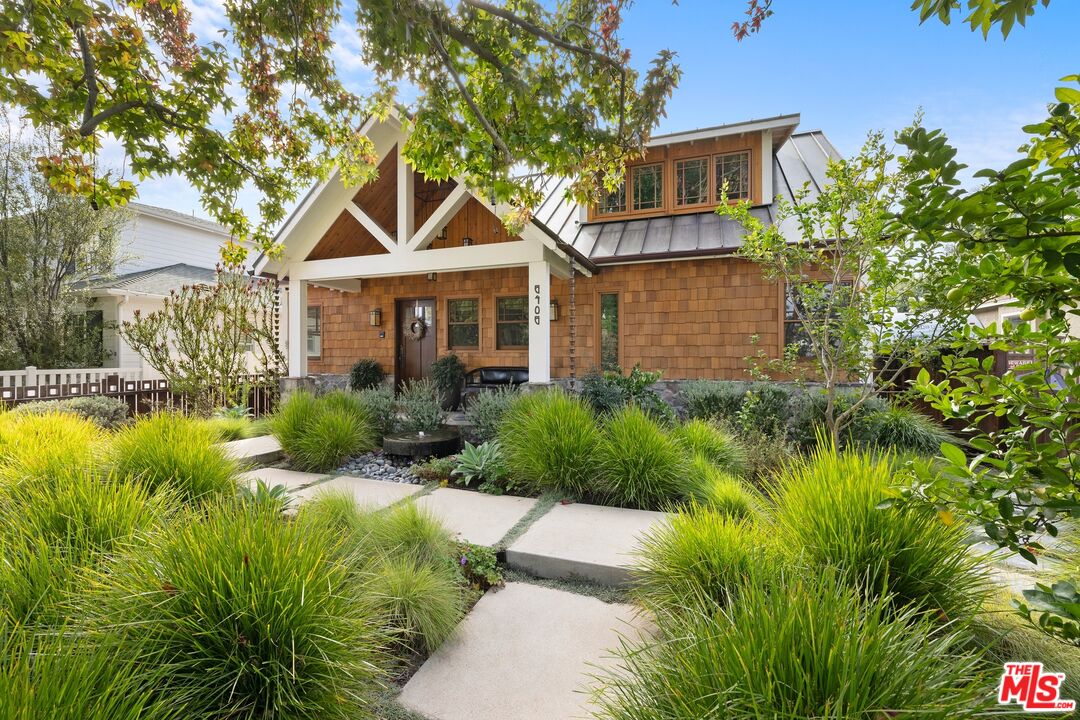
[
  {"x1": 632, "y1": 164, "x2": 663, "y2": 210},
  {"x1": 715, "y1": 151, "x2": 749, "y2": 200},
  {"x1": 675, "y1": 158, "x2": 709, "y2": 206},
  {"x1": 449, "y1": 324, "x2": 479, "y2": 348},
  {"x1": 307, "y1": 306, "x2": 321, "y2": 357},
  {"x1": 784, "y1": 322, "x2": 814, "y2": 357},
  {"x1": 598, "y1": 184, "x2": 626, "y2": 214},
  {"x1": 600, "y1": 293, "x2": 619, "y2": 372},
  {"x1": 449, "y1": 298, "x2": 479, "y2": 323},
  {"x1": 496, "y1": 322, "x2": 528, "y2": 348},
  {"x1": 497, "y1": 297, "x2": 527, "y2": 322}
]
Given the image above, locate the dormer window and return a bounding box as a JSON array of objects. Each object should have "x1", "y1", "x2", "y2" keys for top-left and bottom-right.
[
  {"x1": 597, "y1": 183, "x2": 626, "y2": 215},
  {"x1": 675, "y1": 157, "x2": 710, "y2": 206},
  {"x1": 631, "y1": 163, "x2": 664, "y2": 211},
  {"x1": 715, "y1": 151, "x2": 750, "y2": 201}
]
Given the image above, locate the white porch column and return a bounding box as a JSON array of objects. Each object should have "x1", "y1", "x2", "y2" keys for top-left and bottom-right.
[
  {"x1": 528, "y1": 261, "x2": 551, "y2": 383},
  {"x1": 287, "y1": 277, "x2": 309, "y2": 377}
]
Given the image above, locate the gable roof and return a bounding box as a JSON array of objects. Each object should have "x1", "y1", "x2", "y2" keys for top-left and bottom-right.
[{"x1": 529, "y1": 130, "x2": 839, "y2": 263}]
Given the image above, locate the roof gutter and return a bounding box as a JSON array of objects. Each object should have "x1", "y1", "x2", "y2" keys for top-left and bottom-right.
[{"x1": 532, "y1": 219, "x2": 599, "y2": 274}]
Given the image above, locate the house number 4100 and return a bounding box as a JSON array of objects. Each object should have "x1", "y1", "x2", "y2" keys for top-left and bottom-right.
[{"x1": 532, "y1": 284, "x2": 542, "y2": 325}]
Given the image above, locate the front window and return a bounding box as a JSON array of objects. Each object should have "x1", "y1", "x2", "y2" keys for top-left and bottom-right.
[
  {"x1": 448, "y1": 298, "x2": 480, "y2": 349},
  {"x1": 599, "y1": 293, "x2": 619, "y2": 371},
  {"x1": 675, "y1": 157, "x2": 709, "y2": 206},
  {"x1": 307, "y1": 305, "x2": 322, "y2": 358},
  {"x1": 496, "y1": 297, "x2": 529, "y2": 349},
  {"x1": 784, "y1": 282, "x2": 852, "y2": 358},
  {"x1": 715, "y1": 151, "x2": 750, "y2": 201},
  {"x1": 631, "y1": 163, "x2": 664, "y2": 211}
]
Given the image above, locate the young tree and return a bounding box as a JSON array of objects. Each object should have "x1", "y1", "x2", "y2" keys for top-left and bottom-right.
[
  {"x1": 0, "y1": 0, "x2": 680, "y2": 262},
  {"x1": 717, "y1": 132, "x2": 990, "y2": 447},
  {"x1": 0, "y1": 120, "x2": 126, "y2": 369},
  {"x1": 119, "y1": 266, "x2": 285, "y2": 416}
]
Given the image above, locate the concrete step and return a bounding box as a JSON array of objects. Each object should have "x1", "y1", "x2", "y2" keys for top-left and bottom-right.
[
  {"x1": 222, "y1": 434, "x2": 282, "y2": 464},
  {"x1": 505, "y1": 502, "x2": 669, "y2": 587},
  {"x1": 414, "y1": 487, "x2": 537, "y2": 547},
  {"x1": 297, "y1": 474, "x2": 423, "y2": 510},
  {"x1": 398, "y1": 582, "x2": 651, "y2": 720}
]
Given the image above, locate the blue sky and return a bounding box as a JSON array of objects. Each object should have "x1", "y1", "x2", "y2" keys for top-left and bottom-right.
[{"x1": 131, "y1": 0, "x2": 1080, "y2": 223}]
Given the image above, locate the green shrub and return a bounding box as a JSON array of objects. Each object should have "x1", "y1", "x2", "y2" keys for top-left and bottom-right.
[
  {"x1": 672, "y1": 419, "x2": 746, "y2": 476},
  {"x1": 110, "y1": 413, "x2": 239, "y2": 503},
  {"x1": 430, "y1": 354, "x2": 466, "y2": 405},
  {"x1": 349, "y1": 358, "x2": 385, "y2": 391},
  {"x1": 580, "y1": 369, "x2": 628, "y2": 417},
  {"x1": 0, "y1": 411, "x2": 103, "y2": 480},
  {"x1": 856, "y1": 404, "x2": 953, "y2": 455},
  {"x1": 685, "y1": 458, "x2": 759, "y2": 519},
  {"x1": 452, "y1": 441, "x2": 507, "y2": 494},
  {"x1": 203, "y1": 415, "x2": 256, "y2": 442},
  {"x1": 596, "y1": 574, "x2": 985, "y2": 720},
  {"x1": 732, "y1": 426, "x2": 798, "y2": 485},
  {"x1": 499, "y1": 389, "x2": 600, "y2": 496},
  {"x1": 464, "y1": 386, "x2": 517, "y2": 443},
  {"x1": 596, "y1": 405, "x2": 689, "y2": 509},
  {"x1": 355, "y1": 384, "x2": 398, "y2": 437},
  {"x1": 369, "y1": 556, "x2": 464, "y2": 653},
  {"x1": 771, "y1": 444, "x2": 989, "y2": 621},
  {"x1": 581, "y1": 366, "x2": 675, "y2": 425},
  {"x1": 680, "y1": 379, "x2": 749, "y2": 422},
  {"x1": 787, "y1": 389, "x2": 888, "y2": 451},
  {"x1": 269, "y1": 391, "x2": 378, "y2": 472},
  {"x1": 94, "y1": 501, "x2": 387, "y2": 720},
  {"x1": 632, "y1": 505, "x2": 772, "y2": 613},
  {"x1": 412, "y1": 455, "x2": 456, "y2": 483},
  {"x1": 397, "y1": 379, "x2": 445, "y2": 434},
  {"x1": 0, "y1": 626, "x2": 180, "y2": 720},
  {"x1": 13, "y1": 395, "x2": 129, "y2": 430},
  {"x1": 734, "y1": 382, "x2": 794, "y2": 436}
]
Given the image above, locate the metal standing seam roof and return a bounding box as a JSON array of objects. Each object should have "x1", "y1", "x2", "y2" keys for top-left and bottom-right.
[
  {"x1": 529, "y1": 130, "x2": 839, "y2": 263},
  {"x1": 84, "y1": 263, "x2": 221, "y2": 297}
]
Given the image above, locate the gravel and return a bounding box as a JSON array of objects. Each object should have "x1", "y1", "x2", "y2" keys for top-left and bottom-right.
[{"x1": 335, "y1": 449, "x2": 421, "y2": 484}]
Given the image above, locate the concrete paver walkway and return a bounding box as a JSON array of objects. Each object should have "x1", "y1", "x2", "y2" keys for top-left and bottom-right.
[
  {"x1": 415, "y1": 487, "x2": 537, "y2": 546},
  {"x1": 398, "y1": 582, "x2": 650, "y2": 720},
  {"x1": 506, "y1": 502, "x2": 669, "y2": 586},
  {"x1": 222, "y1": 434, "x2": 282, "y2": 464},
  {"x1": 295, "y1": 474, "x2": 423, "y2": 509},
  {"x1": 240, "y1": 466, "x2": 324, "y2": 491}
]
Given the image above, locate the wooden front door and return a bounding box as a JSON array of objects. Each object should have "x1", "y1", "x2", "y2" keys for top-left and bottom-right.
[{"x1": 396, "y1": 298, "x2": 436, "y2": 387}]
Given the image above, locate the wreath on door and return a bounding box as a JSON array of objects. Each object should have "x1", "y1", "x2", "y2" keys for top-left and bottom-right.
[{"x1": 407, "y1": 317, "x2": 428, "y2": 341}]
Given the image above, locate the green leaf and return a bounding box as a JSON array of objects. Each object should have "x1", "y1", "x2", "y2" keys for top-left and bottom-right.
[
  {"x1": 1055, "y1": 87, "x2": 1080, "y2": 105},
  {"x1": 1063, "y1": 253, "x2": 1080, "y2": 279},
  {"x1": 939, "y1": 442, "x2": 967, "y2": 468}
]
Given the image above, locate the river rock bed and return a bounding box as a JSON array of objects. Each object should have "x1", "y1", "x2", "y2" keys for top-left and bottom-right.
[{"x1": 336, "y1": 450, "x2": 420, "y2": 484}]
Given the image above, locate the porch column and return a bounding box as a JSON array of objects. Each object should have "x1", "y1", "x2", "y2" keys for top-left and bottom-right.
[
  {"x1": 287, "y1": 276, "x2": 308, "y2": 377},
  {"x1": 528, "y1": 261, "x2": 551, "y2": 383}
]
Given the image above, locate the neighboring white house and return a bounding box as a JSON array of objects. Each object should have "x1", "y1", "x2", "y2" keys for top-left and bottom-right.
[
  {"x1": 972, "y1": 296, "x2": 1080, "y2": 339},
  {"x1": 86, "y1": 203, "x2": 233, "y2": 371}
]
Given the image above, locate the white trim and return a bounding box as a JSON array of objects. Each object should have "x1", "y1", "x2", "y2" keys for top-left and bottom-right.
[
  {"x1": 397, "y1": 145, "x2": 415, "y2": 245},
  {"x1": 286, "y1": 278, "x2": 308, "y2": 377},
  {"x1": 646, "y1": 114, "x2": 800, "y2": 148},
  {"x1": 527, "y1": 261, "x2": 551, "y2": 383},
  {"x1": 761, "y1": 129, "x2": 774, "y2": 206},
  {"x1": 346, "y1": 202, "x2": 398, "y2": 253},
  {"x1": 291, "y1": 239, "x2": 545, "y2": 281},
  {"x1": 313, "y1": 279, "x2": 363, "y2": 293},
  {"x1": 406, "y1": 184, "x2": 471, "y2": 251}
]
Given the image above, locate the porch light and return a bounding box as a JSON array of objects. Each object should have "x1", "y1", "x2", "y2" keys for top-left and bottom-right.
[
  {"x1": 427, "y1": 272, "x2": 437, "y2": 281},
  {"x1": 550, "y1": 299, "x2": 559, "y2": 322},
  {"x1": 369, "y1": 308, "x2": 381, "y2": 327},
  {"x1": 462, "y1": 236, "x2": 472, "y2": 246}
]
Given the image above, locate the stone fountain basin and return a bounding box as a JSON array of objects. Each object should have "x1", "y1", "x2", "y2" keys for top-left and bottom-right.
[{"x1": 383, "y1": 426, "x2": 462, "y2": 459}]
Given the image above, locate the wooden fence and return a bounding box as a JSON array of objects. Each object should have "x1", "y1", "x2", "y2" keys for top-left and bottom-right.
[{"x1": 0, "y1": 366, "x2": 275, "y2": 418}]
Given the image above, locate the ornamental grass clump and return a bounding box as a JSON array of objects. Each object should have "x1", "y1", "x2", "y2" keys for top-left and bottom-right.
[
  {"x1": 92, "y1": 501, "x2": 387, "y2": 720},
  {"x1": 596, "y1": 405, "x2": 689, "y2": 509},
  {"x1": 269, "y1": 390, "x2": 378, "y2": 472},
  {"x1": 685, "y1": 456, "x2": 759, "y2": 519},
  {"x1": 595, "y1": 574, "x2": 986, "y2": 720},
  {"x1": 109, "y1": 412, "x2": 239, "y2": 503},
  {"x1": 499, "y1": 389, "x2": 600, "y2": 497},
  {"x1": 857, "y1": 403, "x2": 954, "y2": 456},
  {"x1": 0, "y1": 411, "x2": 103, "y2": 481},
  {"x1": 631, "y1": 505, "x2": 773, "y2": 614},
  {"x1": 770, "y1": 443, "x2": 990, "y2": 621},
  {"x1": 0, "y1": 624, "x2": 181, "y2": 720},
  {"x1": 672, "y1": 419, "x2": 746, "y2": 477},
  {"x1": 369, "y1": 556, "x2": 464, "y2": 654}
]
